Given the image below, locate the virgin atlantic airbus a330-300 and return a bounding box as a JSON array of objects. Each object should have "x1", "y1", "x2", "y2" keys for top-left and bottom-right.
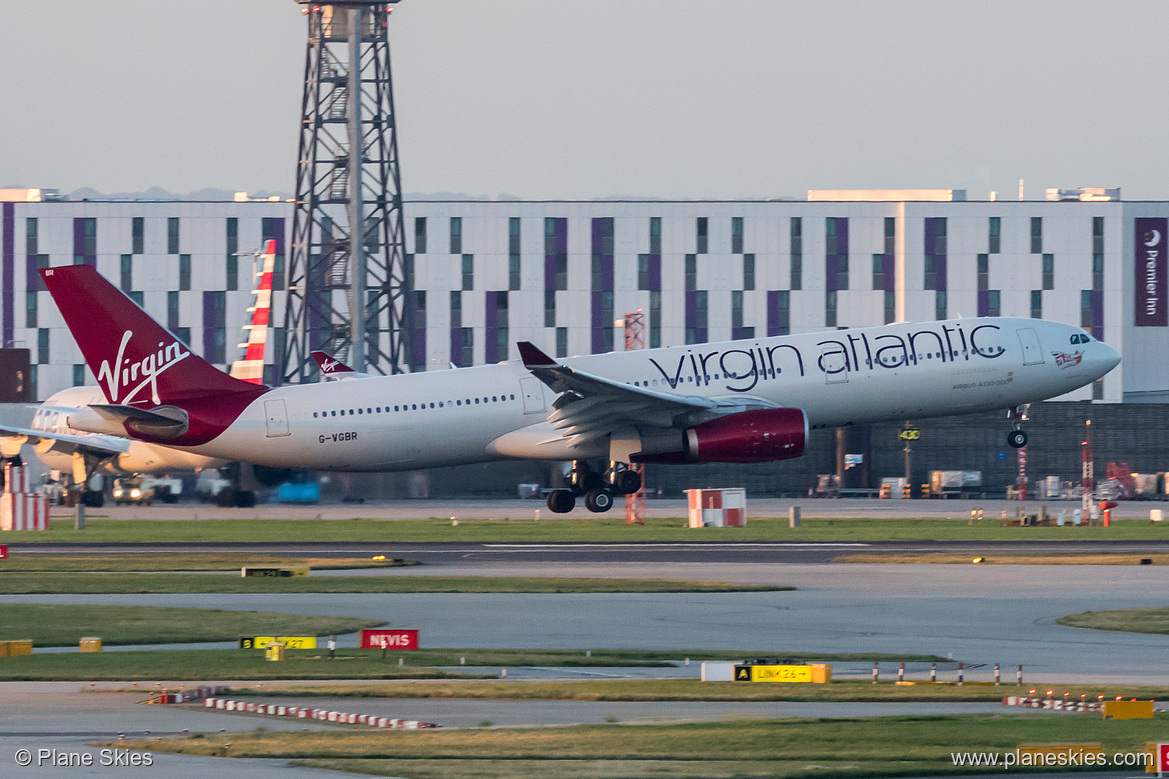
[{"x1": 40, "y1": 264, "x2": 1120, "y2": 514}]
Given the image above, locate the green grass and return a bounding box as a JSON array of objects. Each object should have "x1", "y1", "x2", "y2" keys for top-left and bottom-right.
[
  {"x1": 0, "y1": 648, "x2": 477, "y2": 681},
  {"x1": 117, "y1": 714, "x2": 1167, "y2": 778},
  {"x1": 0, "y1": 604, "x2": 381, "y2": 646},
  {"x1": 8, "y1": 515, "x2": 1169, "y2": 544},
  {"x1": 0, "y1": 553, "x2": 412, "y2": 572},
  {"x1": 1058, "y1": 606, "x2": 1169, "y2": 634},
  {"x1": 232, "y1": 678, "x2": 1169, "y2": 703},
  {"x1": 0, "y1": 648, "x2": 946, "y2": 681},
  {"x1": 0, "y1": 574, "x2": 787, "y2": 595}
]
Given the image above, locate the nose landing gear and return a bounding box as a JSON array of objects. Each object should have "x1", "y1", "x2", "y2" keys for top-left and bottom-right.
[{"x1": 1007, "y1": 404, "x2": 1030, "y2": 449}]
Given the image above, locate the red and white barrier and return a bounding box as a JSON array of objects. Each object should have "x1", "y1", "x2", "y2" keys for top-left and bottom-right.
[
  {"x1": 201, "y1": 697, "x2": 439, "y2": 729},
  {"x1": 0, "y1": 462, "x2": 49, "y2": 531},
  {"x1": 1003, "y1": 696, "x2": 1104, "y2": 712},
  {"x1": 148, "y1": 685, "x2": 226, "y2": 705},
  {"x1": 685, "y1": 488, "x2": 747, "y2": 528}
]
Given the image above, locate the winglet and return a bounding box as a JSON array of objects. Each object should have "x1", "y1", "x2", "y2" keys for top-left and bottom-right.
[{"x1": 517, "y1": 341, "x2": 556, "y2": 368}]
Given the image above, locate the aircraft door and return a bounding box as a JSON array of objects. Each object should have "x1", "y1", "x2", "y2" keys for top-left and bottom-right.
[
  {"x1": 520, "y1": 378, "x2": 546, "y2": 414},
  {"x1": 264, "y1": 399, "x2": 290, "y2": 437},
  {"x1": 1017, "y1": 328, "x2": 1045, "y2": 365},
  {"x1": 819, "y1": 345, "x2": 849, "y2": 384}
]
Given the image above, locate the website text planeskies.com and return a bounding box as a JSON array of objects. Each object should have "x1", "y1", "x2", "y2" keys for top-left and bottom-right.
[{"x1": 952, "y1": 748, "x2": 1151, "y2": 769}]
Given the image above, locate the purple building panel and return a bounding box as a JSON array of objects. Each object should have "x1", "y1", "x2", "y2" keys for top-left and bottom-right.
[
  {"x1": 1091, "y1": 290, "x2": 1105, "y2": 340},
  {"x1": 767, "y1": 290, "x2": 780, "y2": 337},
  {"x1": 484, "y1": 291, "x2": 500, "y2": 364},
  {"x1": 544, "y1": 218, "x2": 567, "y2": 291},
  {"x1": 648, "y1": 254, "x2": 661, "y2": 292},
  {"x1": 977, "y1": 290, "x2": 989, "y2": 318},
  {"x1": 925, "y1": 218, "x2": 947, "y2": 292}
]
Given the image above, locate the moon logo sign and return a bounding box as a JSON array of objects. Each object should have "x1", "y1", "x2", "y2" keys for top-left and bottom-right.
[{"x1": 1145, "y1": 229, "x2": 1161, "y2": 247}]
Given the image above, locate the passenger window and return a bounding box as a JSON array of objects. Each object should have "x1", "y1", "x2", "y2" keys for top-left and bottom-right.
[
  {"x1": 331, "y1": 410, "x2": 337, "y2": 417},
  {"x1": 492, "y1": 396, "x2": 497, "y2": 402},
  {"x1": 313, "y1": 412, "x2": 318, "y2": 418},
  {"x1": 358, "y1": 409, "x2": 363, "y2": 414}
]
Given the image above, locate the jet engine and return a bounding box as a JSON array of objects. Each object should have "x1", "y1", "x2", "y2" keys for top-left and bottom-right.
[{"x1": 633, "y1": 408, "x2": 808, "y2": 464}]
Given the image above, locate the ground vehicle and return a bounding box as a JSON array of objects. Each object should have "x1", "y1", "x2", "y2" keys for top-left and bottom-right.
[{"x1": 112, "y1": 476, "x2": 155, "y2": 505}]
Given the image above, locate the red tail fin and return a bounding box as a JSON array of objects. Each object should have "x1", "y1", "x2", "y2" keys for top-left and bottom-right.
[{"x1": 41, "y1": 265, "x2": 266, "y2": 406}]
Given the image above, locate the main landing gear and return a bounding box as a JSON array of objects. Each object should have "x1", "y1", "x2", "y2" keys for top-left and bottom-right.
[
  {"x1": 545, "y1": 460, "x2": 643, "y2": 514},
  {"x1": 1007, "y1": 404, "x2": 1030, "y2": 449}
]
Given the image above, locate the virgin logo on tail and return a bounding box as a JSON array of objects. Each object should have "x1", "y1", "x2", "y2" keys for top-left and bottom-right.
[
  {"x1": 97, "y1": 331, "x2": 190, "y2": 405},
  {"x1": 321, "y1": 359, "x2": 339, "y2": 373}
]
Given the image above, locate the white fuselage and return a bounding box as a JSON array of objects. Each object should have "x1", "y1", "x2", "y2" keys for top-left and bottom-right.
[
  {"x1": 163, "y1": 317, "x2": 1118, "y2": 472},
  {"x1": 34, "y1": 387, "x2": 224, "y2": 475}
]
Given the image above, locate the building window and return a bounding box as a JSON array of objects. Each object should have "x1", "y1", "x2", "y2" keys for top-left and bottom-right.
[
  {"x1": 461, "y1": 254, "x2": 473, "y2": 290},
  {"x1": 988, "y1": 216, "x2": 1001, "y2": 254},
  {"x1": 693, "y1": 290, "x2": 708, "y2": 343},
  {"x1": 1080, "y1": 290, "x2": 1093, "y2": 329},
  {"x1": 1042, "y1": 254, "x2": 1054, "y2": 290},
  {"x1": 556, "y1": 327, "x2": 568, "y2": 358},
  {"x1": 825, "y1": 290, "x2": 837, "y2": 328},
  {"x1": 208, "y1": 291, "x2": 226, "y2": 364},
  {"x1": 1092, "y1": 215, "x2": 1104, "y2": 252},
  {"x1": 1031, "y1": 290, "x2": 1042, "y2": 319},
  {"x1": 226, "y1": 217, "x2": 239, "y2": 291},
  {"x1": 871, "y1": 254, "x2": 883, "y2": 290},
  {"x1": 83, "y1": 218, "x2": 96, "y2": 255},
  {"x1": 130, "y1": 290, "x2": 144, "y2": 309},
  {"x1": 924, "y1": 256, "x2": 936, "y2": 290},
  {"x1": 25, "y1": 292, "x2": 36, "y2": 329},
  {"x1": 450, "y1": 217, "x2": 462, "y2": 254},
  {"x1": 173, "y1": 326, "x2": 191, "y2": 347},
  {"x1": 769, "y1": 290, "x2": 790, "y2": 336},
  {"x1": 731, "y1": 290, "x2": 744, "y2": 330},
  {"x1": 1030, "y1": 216, "x2": 1042, "y2": 254},
  {"x1": 649, "y1": 217, "x2": 661, "y2": 254},
  {"x1": 544, "y1": 290, "x2": 556, "y2": 328},
  {"x1": 120, "y1": 254, "x2": 133, "y2": 292},
  {"x1": 37, "y1": 328, "x2": 48, "y2": 364},
  {"x1": 685, "y1": 254, "x2": 697, "y2": 291},
  {"x1": 884, "y1": 216, "x2": 896, "y2": 253},
  {"x1": 132, "y1": 217, "x2": 144, "y2": 254},
  {"x1": 638, "y1": 254, "x2": 650, "y2": 290},
  {"x1": 935, "y1": 290, "x2": 947, "y2": 321},
  {"x1": 168, "y1": 217, "x2": 180, "y2": 254},
  {"x1": 1093, "y1": 252, "x2": 1104, "y2": 291},
  {"x1": 696, "y1": 217, "x2": 708, "y2": 254},
  {"x1": 977, "y1": 253, "x2": 989, "y2": 291},
  {"x1": 73, "y1": 364, "x2": 85, "y2": 387},
  {"x1": 508, "y1": 217, "x2": 521, "y2": 290},
  {"x1": 591, "y1": 254, "x2": 603, "y2": 290},
  {"x1": 25, "y1": 218, "x2": 37, "y2": 255},
  {"x1": 743, "y1": 253, "x2": 755, "y2": 290},
  {"x1": 409, "y1": 290, "x2": 427, "y2": 372},
  {"x1": 884, "y1": 290, "x2": 895, "y2": 324},
  {"x1": 414, "y1": 217, "x2": 427, "y2": 254},
  {"x1": 179, "y1": 254, "x2": 191, "y2": 291},
  {"x1": 168, "y1": 291, "x2": 179, "y2": 329},
  {"x1": 649, "y1": 290, "x2": 661, "y2": 348},
  {"x1": 731, "y1": 216, "x2": 743, "y2": 253},
  {"x1": 790, "y1": 217, "x2": 802, "y2": 290},
  {"x1": 987, "y1": 290, "x2": 1001, "y2": 317},
  {"x1": 450, "y1": 290, "x2": 462, "y2": 329}
]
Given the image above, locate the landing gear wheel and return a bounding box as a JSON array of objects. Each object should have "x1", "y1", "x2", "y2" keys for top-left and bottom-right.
[
  {"x1": 1007, "y1": 430, "x2": 1028, "y2": 449},
  {"x1": 546, "y1": 489, "x2": 576, "y2": 514},
  {"x1": 614, "y1": 470, "x2": 642, "y2": 495},
  {"x1": 584, "y1": 488, "x2": 614, "y2": 513},
  {"x1": 215, "y1": 488, "x2": 237, "y2": 508},
  {"x1": 234, "y1": 490, "x2": 257, "y2": 508},
  {"x1": 81, "y1": 490, "x2": 104, "y2": 508}
]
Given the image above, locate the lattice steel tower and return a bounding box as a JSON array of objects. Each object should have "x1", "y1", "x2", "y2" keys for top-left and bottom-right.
[{"x1": 282, "y1": 1, "x2": 409, "y2": 382}]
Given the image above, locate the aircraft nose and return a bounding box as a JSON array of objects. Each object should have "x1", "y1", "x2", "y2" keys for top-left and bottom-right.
[{"x1": 1098, "y1": 341, "x2": 1122, "y2": 374}]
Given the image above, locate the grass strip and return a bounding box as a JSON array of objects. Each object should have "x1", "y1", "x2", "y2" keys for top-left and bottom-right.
[
  {"x1": 0, "y1": 554, "x2": 413, "y2": 572},
  {"x1": 7, "y1": 515, "x2": 1169, "y2": 543},
  {"x1": 0, "y1": 604, "x2": 381, "y2": 646},
  {"x1": 1058, "y1": 606, "x2": 1169, "y2": 634},
  {"x1": 0, "y1": 574, "x2": 787, "y2": 595},
  {"x1": 838, "y1": 553, "x2": 1169, "y2": 565},
  {"x1": 0, "y1": 649, "x2": 948, "y2": 682},
  {"x1": 0, "y1": 648, "x2": 480, "y2": 681},
  {"x1": 116, "y1": 714, "x2": 1168, "y2": 776}
]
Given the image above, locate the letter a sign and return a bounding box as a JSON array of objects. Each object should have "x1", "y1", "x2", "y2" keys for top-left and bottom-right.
[{"x1": 734, "y1": 666, "x2": 752, "y2": 681}]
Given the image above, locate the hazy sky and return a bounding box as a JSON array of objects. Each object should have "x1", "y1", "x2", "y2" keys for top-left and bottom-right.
[{"x1": 5, "y1": 0, "x2": 1169, "y2": 200}]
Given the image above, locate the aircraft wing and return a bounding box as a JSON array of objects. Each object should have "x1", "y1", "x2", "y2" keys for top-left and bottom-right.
[
  {"x1": 517, "y1": 342, "x2": 761, "y2": 451},
  {"x1": 0, "y1": 423, "x2": 130, "y2": 457}
]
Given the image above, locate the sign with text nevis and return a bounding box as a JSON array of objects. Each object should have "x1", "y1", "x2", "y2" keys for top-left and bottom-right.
[{"x1": 361, "y1": 629, "x2": 419, "y2": 650}]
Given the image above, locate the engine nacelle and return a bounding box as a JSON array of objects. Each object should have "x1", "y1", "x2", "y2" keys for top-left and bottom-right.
[{"x1": 633, "y1": 408, "x2": 808, "y2": 464}]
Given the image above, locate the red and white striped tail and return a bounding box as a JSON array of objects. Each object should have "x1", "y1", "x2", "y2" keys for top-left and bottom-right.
[
  {"x1": 228, "y1": 239, "x2": 276, "y2": 384},
  {"x1": 1, "y1": 462, "x2": 48, "y2": 531}
]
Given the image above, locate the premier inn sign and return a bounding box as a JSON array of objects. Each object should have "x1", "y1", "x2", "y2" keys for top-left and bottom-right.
[{"x1": 1136, "y1": 217, "x2": 1168, "y2": 326}]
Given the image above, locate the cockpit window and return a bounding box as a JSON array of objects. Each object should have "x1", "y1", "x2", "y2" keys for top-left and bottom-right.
[{"x1": 1070, "y1": 333, "x2": 1090, "y2": 345}]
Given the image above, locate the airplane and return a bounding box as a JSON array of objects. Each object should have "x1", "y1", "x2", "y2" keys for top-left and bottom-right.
[
  {"x1": 0, "y1": 242, "x2": 280, "y2": 508},
  {"x1": 39, "y1": 262, "x2": 1121, "y2": 514},
  {"x1": 310, "y1": 350, "x2": 367, "y2": 381}
]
